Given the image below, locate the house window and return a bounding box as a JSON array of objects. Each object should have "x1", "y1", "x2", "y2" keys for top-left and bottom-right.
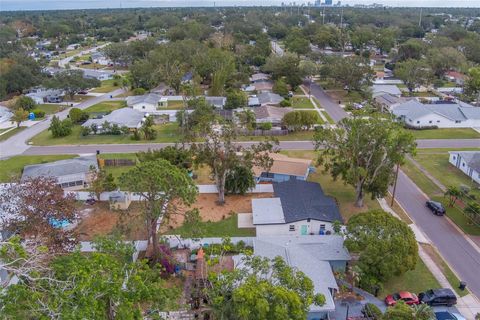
[
  {"x1": 320, "y1": 224, "x2": 326, "y2": 230},
  {"x1": 416, "y1": 121, "x2": 420, "y2": 124},
  {"x1": 453, "y1": 156, "x2": 456, "y2": 160},
  {"x1": 307, "y1": 218, "x2": 311, "y2": 222},
  {"x1": 437, "y1": 120, "x2": 440, "y2": 123},
  {"x1": 462, "y1": 163, "x2": 465, "y2": 167},
  {"x1": 142, "y1": 106, "x2": 145, "y2": 109},
  {"x1": 429, "y1": 121, "x2": 432, "y2": 124},
  {"x1": 289, "y1": 225, "x2": 295, "y2": 232},
  {"x1": 455, "y1": 120, "x2": 461, "y2": 123}
]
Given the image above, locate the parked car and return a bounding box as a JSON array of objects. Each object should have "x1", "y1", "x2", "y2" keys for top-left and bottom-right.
[
  {"x1": 435, "y1": 312, "x2": 466, "y2": 320},
  {"x1": 77, "y1": 90, "x2": 88, "y2": 95},
  {"x1": 385, "y1": 291, "x2": 419, "y2": 306},
  {"x1": 85, "y1": 198, "x2": 96, "y2": 205},
  {"x1": 426, "y1": 200, "x2": 446, "y2": 216},
  {"x1": 418, "y1": 288, "x2": 457, "y2": 306}
]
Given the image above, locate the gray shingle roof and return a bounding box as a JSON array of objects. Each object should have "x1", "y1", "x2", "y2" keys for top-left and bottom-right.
[
  {"x1": 205, "y1": 96, "x2": 226, "y2": 108},
  {"x1": 257, "y1": 92, "x2": 284, "y2": 105},
  {"x1": 253, "y1": 235, "x2": 350, "y2": 313},
  {"x1": 82, "y1": 108, "x2": 145, "y2": 129},
  {"x1": 273, "y1": 180, "x2": 343, "y2": 223},
  {"x1": 392, "y1": 100, "x2": 480, "y2": 122},
  {"x1": 126, "y1": 93, "x2": 162, "y2": 106},
  {"x1": 21, "y1": 156, "x2": 98, "y2": 181},
  {"x1": 372, "y1": 84, "x2": 401, "y2": 97}
]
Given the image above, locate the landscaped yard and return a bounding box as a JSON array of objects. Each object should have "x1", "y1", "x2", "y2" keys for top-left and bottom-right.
[
  {"x1": 0, "y1": 127, "x2": 26, "y2": 142},
  {"x1": 84, "y1": 100, "x2": 126, "y2": 113},
  {"x1": 90, "y1": 79, "x2": 121, "y2": 93},
  {"x1": 164, "y1": 215, "x2": 256, "y2": 237},
  {"x1": 0, "y1": 155, "x2": 75, "y2": 182},
  {"x1": 29, "y1": 123, "x2": 181, "y2": 146},
  {"x1": 326, "y1": 90, "x2": 364, "y2": 104},
  {"x1": 290, "y1": 96, "x2": 315, "y2": 109},
  {"x1": 410, "y1": 128, "x2": 480, "y2": 139},
  {"x1": 379, "y1": 258, "x2": 440, "y2": 299}
]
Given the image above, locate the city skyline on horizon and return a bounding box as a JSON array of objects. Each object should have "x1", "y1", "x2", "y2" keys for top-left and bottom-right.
[{"x1": 1, "y1": 0, "x2": 480, "y2": 11}]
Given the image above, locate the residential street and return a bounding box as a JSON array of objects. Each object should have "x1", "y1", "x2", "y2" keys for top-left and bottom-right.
[
  {"x1": 306, "y1": 82, "x2": 480, "y2": 299},
  {"x1": 393, "y1": 171, "x2": 480, "y2": 298},
  {"x1": 0, "y1": 88, "x2": 125, "y2": 158}
]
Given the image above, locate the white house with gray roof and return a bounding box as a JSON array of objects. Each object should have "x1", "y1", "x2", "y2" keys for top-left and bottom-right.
[
  {"x1": 449, "y1": 151, "x2": 480, "y2": 185},
  {"x1": 251, "y1": 180, "x2": 343, "y2": 236},
  {"x1": 21, "y1": 156, "x2": 98, "y2": 190},
  {"x1": 253, "y1": 235, "x2": 350, "y2": 320},
  {"x1": 392, "y1": 100, "x2": 480, "y2": 128},
  {"x1": 371, "y1": 84, "x2": 402, "y2": 98},
  {"x1": 127, "y1": 93, "x2": 163, "y2": 112},
  {"x1": 82, "y1": 108, "x2": 145, "y2": 133}
]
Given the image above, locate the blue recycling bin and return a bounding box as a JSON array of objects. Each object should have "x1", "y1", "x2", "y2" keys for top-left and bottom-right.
[{"x1": 29, "y1": 112, "x2": 35, "y2": 120}]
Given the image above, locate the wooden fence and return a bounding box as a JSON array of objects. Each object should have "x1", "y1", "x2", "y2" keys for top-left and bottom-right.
[{"x1": 98, "y1": 158, "x2": 136, "y2": 167}]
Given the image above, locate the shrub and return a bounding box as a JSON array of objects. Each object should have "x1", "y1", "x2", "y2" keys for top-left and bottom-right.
[
  {"x1": 69, "y1": 108, "x2": 89, "y2": 124},
  {"x1": 258, "y1": 122, "x2": 272, "y2": 131},
  {"x1": 81, "y1": 126, "x2": 91, "y2": 136},
  {"x1": 49, "y1": 116, "x2": 73, "y2": 138},
  {"x1": 132, "y1": 88, "x2": 146, "y2": 96},
  {"x1": 362, "y1": 303, "x2": 382, "y2": 320},
  {"x1": 14, "y1": 96, "x2": 36, "y2": 111},
  {"x1": 32, "y1": 109, "x2": 46, "y2": 118},
  {"x1": 113, "y1": 81, "x2": 119, "y2": 87},
  {"x1": 280, "y1": 99, "x2": 291, "y2": 107}
]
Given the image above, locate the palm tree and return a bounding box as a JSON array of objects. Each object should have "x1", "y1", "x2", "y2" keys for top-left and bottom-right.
[
  {"x1": 445, "y1": 185, "x2": 461, "y2": 207},
  {"x1": 413, "y1": 303, "x2": 435, "y2": 320}
]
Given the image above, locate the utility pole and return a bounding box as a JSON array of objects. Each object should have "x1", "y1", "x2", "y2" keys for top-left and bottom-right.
[
  {"x1": 418, "y1": 8, "x2": 423, "y2": 27},
  {"x1": 390, "y1": 163, "x2": 400, "y2": 207},
  {"x1": 322, "y1": 6, "x2": 325, "y2": 24}
]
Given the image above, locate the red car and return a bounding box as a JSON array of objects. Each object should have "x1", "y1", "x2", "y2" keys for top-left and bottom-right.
[{"x1": 385, "y1": 291, "x2": 419, "y2": 306}]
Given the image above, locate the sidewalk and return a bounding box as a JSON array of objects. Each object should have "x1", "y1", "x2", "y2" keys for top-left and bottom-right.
[
  {"x1": 299, "y1": 85, "x2": 328, "y2": 123},
  {"x1": 378, "y1": 198, "x2": 480, "y2": 319}
]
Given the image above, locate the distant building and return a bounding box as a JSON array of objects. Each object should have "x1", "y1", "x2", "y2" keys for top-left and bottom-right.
[
  {"x1": 82, "y1": 69, "x2": 113, "y2": 81},
  {"x1": 254, "y1": 105, "x2": 292, "y2": 125}
]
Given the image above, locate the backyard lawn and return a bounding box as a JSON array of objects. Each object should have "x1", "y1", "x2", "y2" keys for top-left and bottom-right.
[
  {"x1": 0, "y1": 155, "x2": 75, "y2": 182},
  {"x1": 90, "y1": 79, "x2": 121, "y2": 93},
  {"x1": 164, "y1": 215, "x2": 256, "y2": 238},
  {"x1": 291, "y1": 96, "x2": 315, "y2": 109},
  {"x1": 410, "y1": 128, "x2": 480, "y2": 139},
  {"x1": 29, "y1": 123, "x2": 181, "y2": 145},
  {"x1": 84, "y1": 100, "x2": 125, "y2": 113}
]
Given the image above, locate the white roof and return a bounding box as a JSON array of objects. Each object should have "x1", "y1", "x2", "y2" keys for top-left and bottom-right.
[
  {"x1": 252, "y1": 198, "x2": 285, "y2": 224},
  {"x1": 372, "y1": 84, "x2": 401, "y2": 97}
]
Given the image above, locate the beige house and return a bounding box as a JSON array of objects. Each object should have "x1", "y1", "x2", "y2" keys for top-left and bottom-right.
[{"x1": 253, "y1": 153, "x2": 312, "y2": 182}]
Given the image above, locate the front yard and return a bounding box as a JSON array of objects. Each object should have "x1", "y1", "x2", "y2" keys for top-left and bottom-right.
[
  {"x1": 290, "y1": 96, "x2": 315, "y2": 109},
  {"x1": 29, "y1": 123, "x2": 181, "y2": 146},
  {"x1": 409, "y1": 128, "x2": 480, "y2": 139},
  {"x1": 35, "y1": 104, "x2": 65, "y2": 115},
  {"x1": 84, "y1": 100, "x2": 126, "y2": 113},
  {"x1": 90, "y1": 79, "x2": 122, "y2": 93}
]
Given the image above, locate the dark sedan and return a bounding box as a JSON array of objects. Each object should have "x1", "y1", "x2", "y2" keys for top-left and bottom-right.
[{"x1": 426, "y1": 200, "x2": 446, "y2": 216}]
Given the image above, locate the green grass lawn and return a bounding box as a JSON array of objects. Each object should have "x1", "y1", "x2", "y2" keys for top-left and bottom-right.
[
  {"x1": 0, "y1": 155, "x2": 75, "y2": 182},
  {"x1": 291, "y1": 96, "x2": 315, "y2": 109},
  {"x1": 35, "y1": 104, "x2": 65, "y2": 115},
  {"x1": 379, "y1": 258, "x2": 440, "y2": 299},
  {"x1": 410, "y1": 128, "x2": 480, "y2": 139},
  {"x1": 163, "y1": 214, "x2": 256, "y2": 237},
  {"x1": 90, "y1": 79, "x2": 121, "y2": 93},
  {"x1": 280, "y1": 150, "x2": 381, "y2": 221},
  {"x1": 29, "y1": 123, "x2": 181, "y2": 146},
  {"x1": 240, "y1": 130, "x2": 315, "y2": 142},
  {"x1": 164, "y1": 100, "x2": 185, "y2": 109},
  {"x1": 0, "y1": 127, "x2": 26, "y2": 142},
  {"x1": 402, "y1": 91, "x2": 437, "y2": 98},
  {"x1": 84, "y1": 100, "x2": 125, "y2": 113}
]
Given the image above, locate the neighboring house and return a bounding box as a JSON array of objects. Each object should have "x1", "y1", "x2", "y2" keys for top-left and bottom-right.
[
  {"x1": 26, "y1": 88, "x2": 64, "y2": 104},
  {"x1": 257, "y1": 92, "x2": 284, "y2": 106},
  {"x1": 205, "y1": 96, "x2": 227, "y2": 109},
  {"x1": 248, "y1": 96, "x2": 261, "y2": 107},
  {"x1": 253, "y1": 80, "x2": 274, "y2": 92},
  {"x1": 66, "y1": 43, "x2": 80, "y2": 51},
  {"x1": 127, "y1": 93, "x2": 163, "y2": 112},
  {"x1": 251, "y1": 180, "x2": 343, "y2": 236},
  {"x1": 371, "y1": 84, "x2": 402, "y2": 98},
  {"x1": 181, "y1": 72, "x2": 193, "y2": 84},
  {"x1": 21, "y1": 155, "x2": 98, "y2": 190},
  {"x1": 253, "y1": 153, "x2": 312, "y2": 182},
  {"x1": 373, "y1": 93, "x2": 407, "y2": 112},
  {"x1": 448, "y1": 151, "x2": 480, "y2": 185},
  {"x1": 254, "y1": 105, "x2": 293, "y2": 125},
  {"x1": 445, "y1": 71, "x2": 466, "y2": 86},
  {"x1": 82, "y1": 69, "x2": 113, "y2": 81},
  {"x1": 82, "y1": 108, "x2": 145, "y2": 132},
  {"x1": 253, "y1": 235, "x2": 350, "y2": 320},
  {"x1": 91, "y1": 52, "x2": 111, "y2": 65},
  {"x1": 392, "y1": 100, "x2": 480, "y2": 128},
  {"x1": 249, "y1": 73, "x2": 270, "y2": 82}
]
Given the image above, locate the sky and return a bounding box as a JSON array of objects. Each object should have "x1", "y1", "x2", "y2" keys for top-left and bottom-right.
[{"x1": 1, "y1": 0, "x2": 479, "y2": 11}]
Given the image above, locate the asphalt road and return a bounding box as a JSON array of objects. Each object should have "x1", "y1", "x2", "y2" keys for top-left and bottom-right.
[
  {"x1": 393, "y1": 171, "x2": 480, "y2": 297},
  {"x1": 306, "y1": 80, "x2": 480, "y2": 298},
  {"x1": 0, "y1": 88, "x2": 125, "y2": 159}
]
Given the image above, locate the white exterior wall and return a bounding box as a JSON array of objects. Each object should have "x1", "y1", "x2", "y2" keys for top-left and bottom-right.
[
  {"x1": 405, "y1": 114, "x2": 480, "y2": 128},
  {"x1": 256, "y1": 220, "x2": 334, "y2": 236},
  {"x1": 449, "y1": 153, "x2": 480, "y2": 184},
  {"x1": 132, "y1": 102, "x2": 158, "y2": 113}
]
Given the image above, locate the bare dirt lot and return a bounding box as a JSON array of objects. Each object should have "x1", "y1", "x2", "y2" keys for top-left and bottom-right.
[
  {"x1": 75, "y1": 202, "x2": 147, "y2": 241},
  {"x1": 164, "y1": 193, "x2": 273, "y2": 229}
]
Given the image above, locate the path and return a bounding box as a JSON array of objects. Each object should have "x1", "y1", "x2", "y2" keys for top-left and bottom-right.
[
  {"x1": 306, "y1": 80, "x2": 348, "y2": 122},
  {"x1": 299, "y1": 84, "x2": 328, "y2": 123}
]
